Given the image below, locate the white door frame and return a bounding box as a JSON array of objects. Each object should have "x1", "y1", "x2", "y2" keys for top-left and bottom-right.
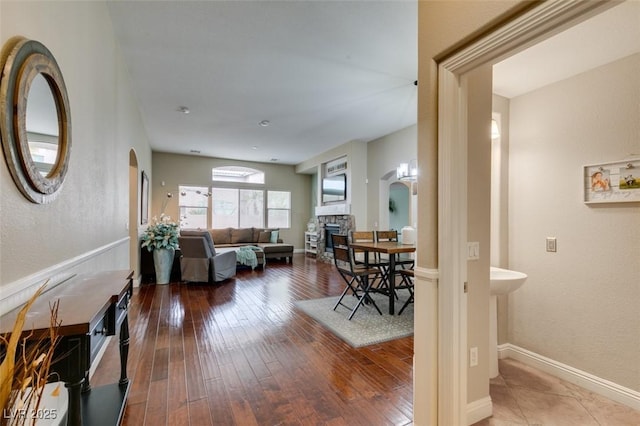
[{"x1": 435, "y1": 1, "x2": 618, "y2": 424}]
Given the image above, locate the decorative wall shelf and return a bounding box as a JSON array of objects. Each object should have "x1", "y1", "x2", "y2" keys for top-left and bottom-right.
[{"x1": 583, "y1": 159, "x2": 640, "y2": 204}]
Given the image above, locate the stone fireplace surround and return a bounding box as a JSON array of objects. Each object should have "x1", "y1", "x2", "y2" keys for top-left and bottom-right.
[{"x1": 315, "y1": 214, "x2": 356, "y2": 262}]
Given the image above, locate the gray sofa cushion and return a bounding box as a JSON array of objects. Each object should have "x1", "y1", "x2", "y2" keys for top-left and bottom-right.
[
  {"x1": 231, "y1": 228, "x2": 253, "y2": 244},
  {"x1": 209, "y1": 228, "x2": 232, "y2": 245}
]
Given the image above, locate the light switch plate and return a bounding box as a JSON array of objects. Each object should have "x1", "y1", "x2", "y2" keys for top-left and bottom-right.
[
  {"x1": 467, "y1": 242, "x2": 480, "y2": 260},
  {"x1": 546, "y1": 237, "x2": 557, "y2": 252}
]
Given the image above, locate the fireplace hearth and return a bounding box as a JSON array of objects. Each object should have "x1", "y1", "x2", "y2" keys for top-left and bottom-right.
[{"x1": 315, "y1": 214, "x2": 355, "y2": 262}]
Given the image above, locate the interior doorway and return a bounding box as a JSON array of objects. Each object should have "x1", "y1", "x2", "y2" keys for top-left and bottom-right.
[{"x1": 431, "y1": 2, "x2": 621, "y2": 424}]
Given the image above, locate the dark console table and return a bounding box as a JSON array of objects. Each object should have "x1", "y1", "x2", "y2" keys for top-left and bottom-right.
[{"x1": 0, "y1": 270, "x2": 133, "y2": 426}]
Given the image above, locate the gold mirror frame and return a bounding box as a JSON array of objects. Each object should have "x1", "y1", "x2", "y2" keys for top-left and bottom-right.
[{"x1": 1, "y1": 37, "x2": 71, "y2": 204}]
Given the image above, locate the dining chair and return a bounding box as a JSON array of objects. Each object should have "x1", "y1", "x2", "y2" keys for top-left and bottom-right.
[
  {"x1": 397, "y1": 268, "x2": 415, "y2": 315},
  {"x1": 375, "y1": 229, "x2": 415, "y2": 269},
  {"x1": 331, "y1": 233, "x2": 383, "y2": 320},
  {"x1": 350, "y1": 230, "x2": 390, "y2": 291},
  {"x1": 349, "y1": 231, "x2": 375, "y2": 263}
]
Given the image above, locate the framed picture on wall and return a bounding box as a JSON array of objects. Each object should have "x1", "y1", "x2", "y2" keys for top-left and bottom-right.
[
  {"x1": 141, "y1": 170, "x2": 149, "y2": 224},
  {"x1": 583, "y1": 159, "x2": 640, "y2": 204}
]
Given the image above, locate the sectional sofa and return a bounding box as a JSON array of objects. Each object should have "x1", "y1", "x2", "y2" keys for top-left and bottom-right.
[{"x1": 184, "y1": 227, "x2": 294, "y2": 267}]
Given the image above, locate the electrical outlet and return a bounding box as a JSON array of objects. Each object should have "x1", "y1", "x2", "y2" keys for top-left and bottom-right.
[{"x1": 469, "y1": 347, "x2": 478, "y2": 367}]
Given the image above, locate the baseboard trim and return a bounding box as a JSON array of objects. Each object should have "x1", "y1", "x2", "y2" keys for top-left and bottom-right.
[
  {"x1": 0, "y1": 237, "x2": 129, "y2": 315},
  {"x1": 466, "y1": 396, "x2": 492, "y2": 425},
  {"x1": 498, "y1": 343, "x2": 640, "y2": 411}
]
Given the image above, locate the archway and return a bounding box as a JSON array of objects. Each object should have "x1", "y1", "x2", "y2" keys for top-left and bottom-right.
[
  {"x1": 379, "y1": 169, "x2": 416, "y2": 233},
  {"x1": 129, "y1": 149, "x2": 140, "y2": 284}
]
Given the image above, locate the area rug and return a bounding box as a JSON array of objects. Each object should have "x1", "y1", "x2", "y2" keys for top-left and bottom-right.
[{"x1": 294, "y1": 292, "x2": 414, "y2": 347}]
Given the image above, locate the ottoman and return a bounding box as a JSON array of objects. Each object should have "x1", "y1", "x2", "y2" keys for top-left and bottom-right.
[{"x1": 259, "y1": 243, "x2": 294, "y2": 263}]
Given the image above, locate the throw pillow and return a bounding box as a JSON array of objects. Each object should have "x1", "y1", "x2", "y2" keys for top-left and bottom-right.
[
  {"x1": 258, "y1": 231, "x2": 271, "y2": 243},
  {"x1": 269, "y1": 230, "x2": 279, "y2": 244}
]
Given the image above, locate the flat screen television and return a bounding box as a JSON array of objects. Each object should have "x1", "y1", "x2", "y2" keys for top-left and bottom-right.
[{"x1": 322, "y1": 174, "x2": 347, "y2": 203}]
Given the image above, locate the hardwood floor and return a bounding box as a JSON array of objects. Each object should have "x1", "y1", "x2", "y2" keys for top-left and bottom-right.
[{"x1": 91, "y1": 254, "x2": 414, "y2": 425}]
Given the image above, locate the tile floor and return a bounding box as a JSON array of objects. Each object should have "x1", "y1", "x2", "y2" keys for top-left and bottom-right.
[{"x1": 473, "y1": 358, "x2": 640, "y2": 425}]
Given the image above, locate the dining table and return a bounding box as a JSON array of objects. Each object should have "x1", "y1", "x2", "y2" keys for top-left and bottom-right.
[{"x1": 348, "y1": 240, "x2": 416, "y2": 314}]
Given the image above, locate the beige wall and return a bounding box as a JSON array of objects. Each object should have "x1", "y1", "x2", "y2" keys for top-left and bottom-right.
[
  {"x1": 492, "y1": 94, "x2": 511, "y2": 345},
  {"x1": 294, "y1": 125, "x2": 417, "y2": 232},
  {"x1": 507, "y1": 53, "x2": 640, "y2": 391},
  {"x1": 0, "y1": 1, "x2": 152, "y2": 312},
  {"x1": 152, "y1": 152, "x2": 311, "y2": 249},
  {"x1": 490, "y1": 94, "x2": 509, "y2": 344},
  {"x1": 491, "y1": 95, "x2": 511, "y2": 269},
  {"x1": 349, "y1": 141, "x2": 368, "y2": 226},
  {"x1": 465, "y1": 64, "x2": 493, "y2": 404},
  {"x1": 296, "y1": 140, "x2": 368, "y2": 228},
  {"x1": 366, "y1": 125, "x2": 417, "y2": 230}
]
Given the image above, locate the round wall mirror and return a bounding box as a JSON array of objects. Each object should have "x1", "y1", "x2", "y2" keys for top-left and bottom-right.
[{"x1": 0, "y1": 37, "x2": 71, "y2": 204}]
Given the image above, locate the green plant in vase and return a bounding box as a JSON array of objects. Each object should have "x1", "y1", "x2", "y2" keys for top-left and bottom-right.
[{"x1": 141, "y1": 214, "x2": 179, "y2": 284}]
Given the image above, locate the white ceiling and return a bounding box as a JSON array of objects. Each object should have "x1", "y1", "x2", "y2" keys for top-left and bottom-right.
[
  {"x1": 494, "y1": 0, "x2": 640, "y2": 99},
  {"x1": 106, "y1": 1, "x2": 639, "y2": 166},
  {"x1": 107, "y1": 1, "x2": 417, "y2": 165}
]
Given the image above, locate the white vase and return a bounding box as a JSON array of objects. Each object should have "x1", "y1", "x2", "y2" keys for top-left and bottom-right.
[
  {"x1": 152, "y1": 247, "x2": 175, "y2": 284},
  {"x1": 401, "y1": 226, "x2": 416, "y2": 245}
]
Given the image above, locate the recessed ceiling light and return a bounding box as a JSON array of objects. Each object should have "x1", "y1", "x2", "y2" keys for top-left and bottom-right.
[
  {"x1": 189, "y1": 149, "x2": 200, "y2": 154},
  {"x1": 258, "y1": 120, "x2": 270, "y2": 127},
  {"x1": 252, "y1": 146, "x2": 258, "y2": 150},
  {"x1": 270, "y1": 158, "x2": 278, "y2": 162},
  {"x1": 177, "y1": 106, "x2": 190, "y2": 114}
]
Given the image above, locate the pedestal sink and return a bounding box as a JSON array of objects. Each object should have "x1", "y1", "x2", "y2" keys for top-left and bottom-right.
[{"x1": 489, "y1": 267, "x2": 527, "y2": 378}]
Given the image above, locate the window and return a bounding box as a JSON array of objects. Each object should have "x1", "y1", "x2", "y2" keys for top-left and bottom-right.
[
  {"x1": 208, "y1": 164, "x2": 290, "y2": 229},
  {"x1": 211, "y1": 188, "x2": 238, "y2": 228},
  {"x1": 28, "y1": 132, "x2": 58, "y2": 176},
  {"x1": 178, "y1": 186, "x2": 209, "y2": 229},
  {"x1": 211, "y1": 188, "x2": 264, "y2": 228},
  {"x1": 239, "y1": 189, "x2": 264, "y2": 227},
  {"x1": 212, "y1": 166, "x2": 264, "y2": 184},
  {"x1": 267, "y1": 191, "x2": 291, "y2": 228}
]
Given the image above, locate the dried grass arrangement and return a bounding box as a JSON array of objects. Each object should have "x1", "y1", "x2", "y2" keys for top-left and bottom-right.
[{"x1": 0, "y1": 283, "x2": 61, "y2": 426}]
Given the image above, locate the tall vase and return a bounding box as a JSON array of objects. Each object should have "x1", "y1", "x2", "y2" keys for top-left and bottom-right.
[{"x1": 153, "y1": 247, "x2": 175, "y2": 285}]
